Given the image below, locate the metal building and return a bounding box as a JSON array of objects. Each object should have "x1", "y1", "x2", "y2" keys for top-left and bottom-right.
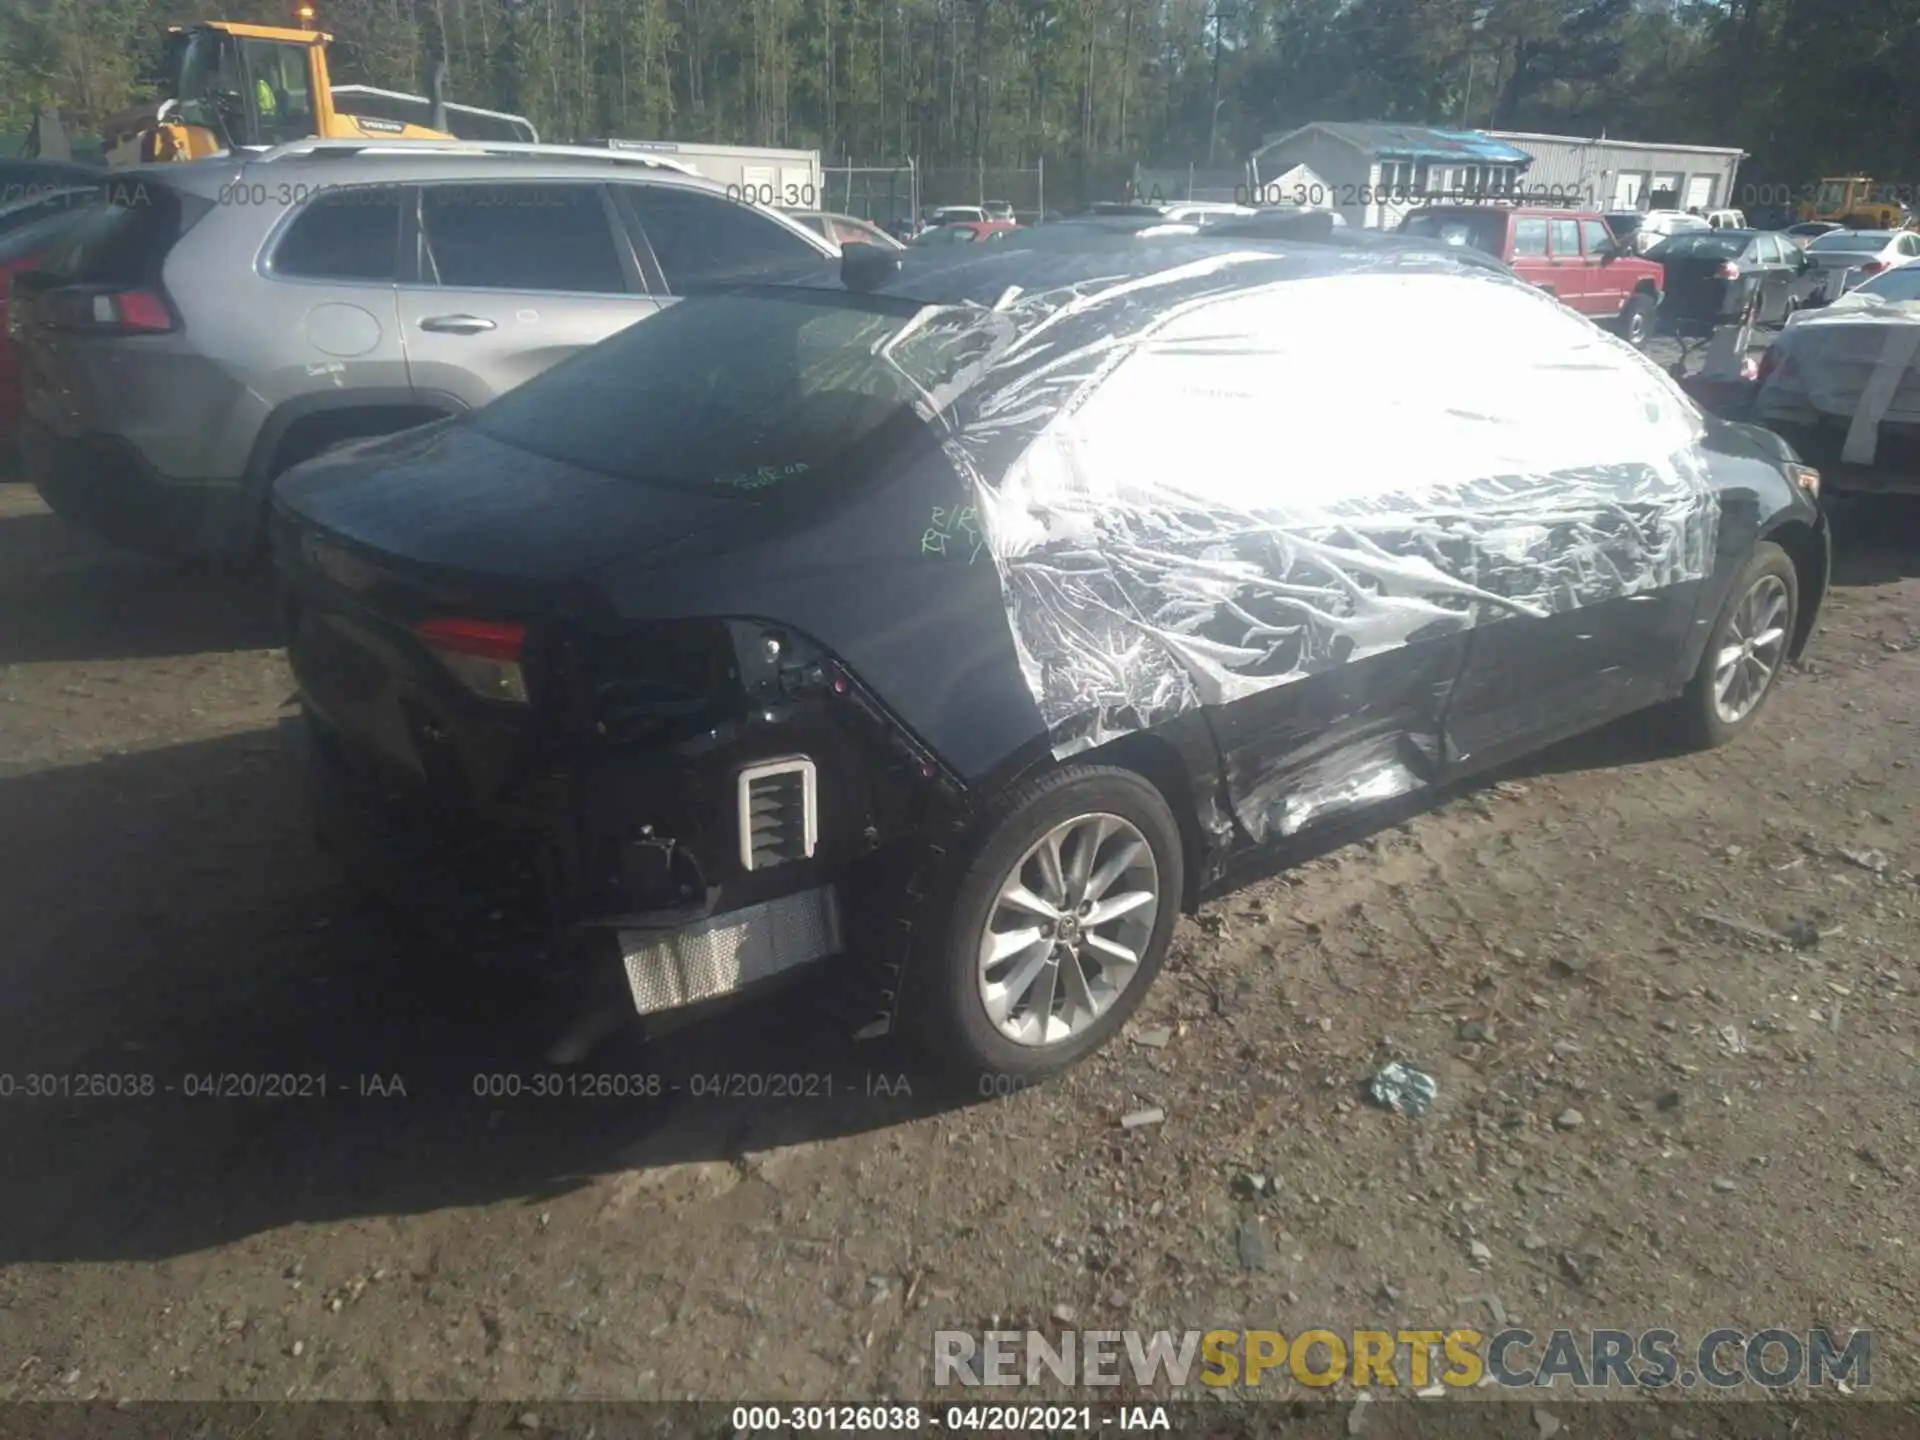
[
  {"x1": 1250, "y1": 123, "x2": 1535, "y2": 229},
  {"x1": 1486, "y1": 131, "x2": 1747, "y2": 213}
]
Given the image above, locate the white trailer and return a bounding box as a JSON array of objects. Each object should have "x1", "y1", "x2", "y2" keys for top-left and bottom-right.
[{"x1": 594, "y1": 139, "x2": 823, "y2": 210}]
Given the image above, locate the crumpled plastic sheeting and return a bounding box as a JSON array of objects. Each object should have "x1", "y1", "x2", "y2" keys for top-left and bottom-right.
[
  {"x1": 1756, "y1": 299, "x2": 1920, "y2": 464},
  {"x1": 933, "y1": 256, "x2": 1718, "y2": 755},
  {"x1": 1237, "y1": 731, "x2": 1432, "y2": 840}
]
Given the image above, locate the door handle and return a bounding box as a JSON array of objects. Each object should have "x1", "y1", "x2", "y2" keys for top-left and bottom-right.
[{"x1": 419, "y1": 314, "x2": 496, "y2": 334}]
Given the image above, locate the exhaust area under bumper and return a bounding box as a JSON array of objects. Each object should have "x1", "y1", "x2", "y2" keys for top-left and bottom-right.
[{"x1": 617, "y1": 886, "x2": 842, "y2": 1017}]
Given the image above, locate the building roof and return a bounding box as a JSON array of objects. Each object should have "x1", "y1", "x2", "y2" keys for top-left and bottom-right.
[
  {"x1": 1259, "y1": 122, "x2": 1533, "y2": 165},
  {"x1": 1487, "y1": 129, "x2": 1746, "y2": 158}
]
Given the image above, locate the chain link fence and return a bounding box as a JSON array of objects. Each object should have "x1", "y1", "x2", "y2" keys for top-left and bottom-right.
[
  {"x1": 915, "y1": 162, "x2": 1048, "y2": 218},
  {"x1": 819, "y1": 155, "x2": 1173, "y2": 223},
  {"x1": 818, "y1": 163, "x2": 920, "y2": 228}
]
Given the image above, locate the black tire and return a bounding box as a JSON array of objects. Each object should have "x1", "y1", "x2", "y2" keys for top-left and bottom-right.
[
  {"x1": 1614, "y1": 292, "x2": 1656, "y2": 348},
  {"x1": 902, "y1": 764, "x2": 1184, "y2": 1084},
  {"x1": 1668, "y1": 541, "x2": 1798, "y2": 750}
]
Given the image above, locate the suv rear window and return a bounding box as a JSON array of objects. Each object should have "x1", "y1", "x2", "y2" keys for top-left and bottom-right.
[
  {"x1": 1648, "y1": 232, "x2": 1745, "y2": 259},
  {"x1": 472, "y1": 287, "x2": 1001, "y2": 494},
  {"x1": 32, "y1": 179, "x2": 208, "y2": 285},
  {"x1": 1399, "y1": 211, "x2": 1508, "y2": 256},
  {"x1": 0, "y1": 186, "x2": 100, "y2": 241}
]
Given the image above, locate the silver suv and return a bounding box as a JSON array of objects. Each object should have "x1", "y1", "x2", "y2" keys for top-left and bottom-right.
[{"x1": 15, "y1": 141, "x2": 838, "y2": 560}]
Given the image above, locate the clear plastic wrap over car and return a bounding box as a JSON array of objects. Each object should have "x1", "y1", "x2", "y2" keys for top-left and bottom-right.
[{"x1": 916, "y1": 254, "x2": 1719, "y2": 806}]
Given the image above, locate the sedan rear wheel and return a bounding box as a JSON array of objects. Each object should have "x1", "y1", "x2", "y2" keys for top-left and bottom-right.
[
  {"x1": 977, "y1": 813, "x2": 1159, "y2": 1048},
  {"x1": 905, "y1": 765, "x2": 1183, "y2": 1083},
  {"x1": 1670, "y1": 541, "x2": 1799, "y2": 750}
]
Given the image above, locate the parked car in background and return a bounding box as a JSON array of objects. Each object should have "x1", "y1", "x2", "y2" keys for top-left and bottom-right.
[
  {"x1": 996, "y1": 215, "x2": 1203, "y2": 247},
  {"x1": 1751, "y1": 263, "x2": 1920, "y2": 497},
  {"x1": 1606, "y1": 209, "x2": 1710, "y2": 255},
  {"x1": 983, "y1": 200, "x2": 1015, "y2": 221},
  {"x1": 0, "y1": 159, "x2": 104, "y2": 214},
  {"x1": 1400, "y1": 205, "x2": 1665, "y2": 345},
  {"x1": 1158, "y1": 202, "x2": 1257, "y2": 225},
  {"x1": 270, "y1": 232, "x2": 1825, "y2": 1079},
  {"x1": 926, "y1": 205, "x2": 989, "y2": 226},
  {"x1": 1704, "y1": 209, "x2": 1748, "y2": 230},
  {"x1": 1798, "y1": 229, "x2": 1920, "y2": 305},
  {"x1": 0, "y1": 194, "x2": 103, "y2": 455},
  {"x1": 789, "y1": 210, "x2": 904, "y2": 250},
  {"x1": 1083, "y1": 202, "x2": 1167, "y2": 218},
  {"x1": 1782, "y1": 220, "x2": 1844, "y2": 248},
  {"x1": 911, "y1": 220, "x2": 1016, "y2": 246},
  {"x1": 1647, "y1": 229, "x2": 1820, "y2": 335},
  {"x1": 12, "y1": 141, "x2": 836, "y2": 561},
  {"x1": 1208, "y1": 207, "x2": 1347, "y2": 243}
]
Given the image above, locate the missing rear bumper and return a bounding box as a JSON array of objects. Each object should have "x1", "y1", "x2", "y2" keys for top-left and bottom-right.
[{"x1": 618, "y1": 885, "x2": 842, "y2": 1017}]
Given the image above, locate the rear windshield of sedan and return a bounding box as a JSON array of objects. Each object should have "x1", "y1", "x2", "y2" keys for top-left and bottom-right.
[
  {"x1": 1399, "y1": 211, "x2": 1507, "y2": 255},
  {"x1": 1809, "y1": 231, "x2": 1892, "y2": 251},
  {"x1": 1852, "y1": 267, "x2": 1920, "y2": 301},
  {"x1": 470, "y1": 287, "x2": 999, "y2": 492},
  {"x1": 1647, "y1": 233, "x2": 1746, "y2": 259}
]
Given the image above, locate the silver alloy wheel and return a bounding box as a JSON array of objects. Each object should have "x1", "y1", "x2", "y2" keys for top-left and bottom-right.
[
  {"x1": 1712, "y1": 572, "x2": 1790, "y2": 725},
  {"x1": 976, "y1": 812, "x2": 1160, "y2": 1047},
  {"x1": 1625, "y1": 303, "x2": 1649, "y2": 345}
]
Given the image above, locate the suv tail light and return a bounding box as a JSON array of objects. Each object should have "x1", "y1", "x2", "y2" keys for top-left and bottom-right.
[
  {"x1": 45, "y1": 287, "x2": 176, "y2": 333},
  {"x1": 92, "y1": 290, "x2": 174, "y2": 332},
  {"x1": 415, "y1": 617, "x2": 529, "y2": 703},
  {"x1": 1714, "y1": 261, "x2": 1741, "y2": 280}
]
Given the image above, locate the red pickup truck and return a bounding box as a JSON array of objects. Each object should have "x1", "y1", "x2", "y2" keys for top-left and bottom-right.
[{"x1": 1399, "y1": 205, "x2": 1666, "y2": 348}]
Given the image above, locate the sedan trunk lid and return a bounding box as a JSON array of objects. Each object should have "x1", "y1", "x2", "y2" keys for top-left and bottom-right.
[{"x1": 272, "y1": 420, "x2": 744, "y2": 595}]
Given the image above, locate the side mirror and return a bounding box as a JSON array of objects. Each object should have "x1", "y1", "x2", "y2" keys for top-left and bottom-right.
[{"x1": 841, "y1": 242, "x2": 903, "y2": 292}]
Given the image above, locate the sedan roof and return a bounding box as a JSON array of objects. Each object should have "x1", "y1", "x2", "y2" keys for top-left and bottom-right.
[{"x1": 791, "y1": 230, "x2": 1515, "y2": 312}]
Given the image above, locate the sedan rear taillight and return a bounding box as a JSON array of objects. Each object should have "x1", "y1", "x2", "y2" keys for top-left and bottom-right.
[
  {"x1": 1714, "y1": 261, "x2": 1741, "y2": 280},
  {"x1": 415, "y1": 617, "x2": 529, "y2": 704},
  {"x1": 1858, "y1": 260, "x2": 1886, "y2": 276}
]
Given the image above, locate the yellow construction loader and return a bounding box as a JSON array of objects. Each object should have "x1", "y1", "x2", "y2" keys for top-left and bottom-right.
[
  {"x1": 37, "y1": 9, "x2": 534, "y2": 168},
  {"x1": 1798, "y1": 177, "x2": 1914, "y2": 230}
]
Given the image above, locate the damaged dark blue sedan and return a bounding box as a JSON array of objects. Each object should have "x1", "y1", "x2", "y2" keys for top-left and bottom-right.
[{"x1": 271, "y1": 234, "x2": 1829, "y2": 1081}]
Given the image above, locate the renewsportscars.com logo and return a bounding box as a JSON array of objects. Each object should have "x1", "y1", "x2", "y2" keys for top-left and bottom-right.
[{"x1": 934, "y1": 1327, "x2": 1871, "y2": 1391}]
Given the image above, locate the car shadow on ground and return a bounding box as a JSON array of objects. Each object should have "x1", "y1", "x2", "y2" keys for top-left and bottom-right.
[
  {"x1": 0, "y1": 728, "x2": 966, "y2": 1266},
  {"x1": 0, "y1": 503, "x2": 280, "y2": 665},
  {"x1": 1828, "y1": 495, "x2": 1920, "y2": 587},
  {"x1": 7, "y1": 494, "x2": 1914, "y2": 1266},
  {"x1": 0, "y1": 710, "x2": 1716, "y2": 1267}
]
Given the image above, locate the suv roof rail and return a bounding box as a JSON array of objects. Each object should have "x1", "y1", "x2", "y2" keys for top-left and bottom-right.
[{"x1": 242, "y1": 139, "x2": 700, "y2": 175}]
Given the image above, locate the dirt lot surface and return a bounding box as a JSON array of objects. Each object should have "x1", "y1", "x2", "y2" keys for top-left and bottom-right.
[{"x1": 1, "y1": 460, "x2": 1916, "y2": 1411}]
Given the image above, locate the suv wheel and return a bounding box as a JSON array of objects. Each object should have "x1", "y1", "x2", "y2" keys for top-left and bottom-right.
[{"x1": 904, "y1": 764, "x2": 1183, "y2": 1083}]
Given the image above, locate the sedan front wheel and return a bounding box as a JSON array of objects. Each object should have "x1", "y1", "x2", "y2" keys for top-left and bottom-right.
[
  {"x1": 905, "y1": 764, "x2": 1184, "y2": 1083},
  {"x1": 1670, "y1": 541, "x2": 1799, "y2": 749}
]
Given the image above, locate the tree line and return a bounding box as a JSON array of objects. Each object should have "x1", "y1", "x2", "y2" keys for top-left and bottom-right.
[{"x1": 4, "y1": 0, "x2": 1916, "y2": 200}]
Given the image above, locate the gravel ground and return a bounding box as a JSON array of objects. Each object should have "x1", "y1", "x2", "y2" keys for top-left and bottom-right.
[{"x1": 0, "y1": 467, "x2": 1915, "y2": 1409}]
